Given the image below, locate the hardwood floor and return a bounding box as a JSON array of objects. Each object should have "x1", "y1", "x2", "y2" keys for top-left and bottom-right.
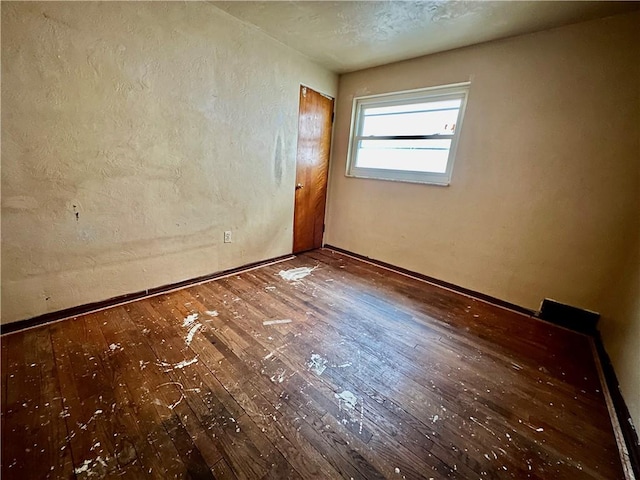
[{"x1": 1, "y1": 248, "x2": 624, "y2": 479}]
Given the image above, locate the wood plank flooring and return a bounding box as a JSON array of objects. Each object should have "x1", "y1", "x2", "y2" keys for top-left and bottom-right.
[{"x1": 1, "y1": 248, "x2": 625, "y2": 479}]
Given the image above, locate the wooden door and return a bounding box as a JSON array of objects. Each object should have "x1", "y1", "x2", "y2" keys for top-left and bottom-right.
[{"x1": 293, "y1": 85, "x2": 334, "y2": 253}]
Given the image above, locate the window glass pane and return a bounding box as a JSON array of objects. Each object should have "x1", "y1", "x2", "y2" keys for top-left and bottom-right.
[
  {"x1": 355, "y1": 139, "x2": 451, "y2": 173},
  {"x1": 361, "y1": 98, "x2": 462, "y2": 137},
  {"x1": 365, "y1": 98, "x2": 462, "y2": 115}
]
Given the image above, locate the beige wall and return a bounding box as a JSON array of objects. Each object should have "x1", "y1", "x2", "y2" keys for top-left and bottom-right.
[
  {"x1": 601, "y1": 235, "x2": 640, "y2": 432},
  {"x1": 1, "y1": 2, "x2": 337, "y2": 324},
  {"x1": 326, "y1": 13, "x2": 639, "y2": 425}
]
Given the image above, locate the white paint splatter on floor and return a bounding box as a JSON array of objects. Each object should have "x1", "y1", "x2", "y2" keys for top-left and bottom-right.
[
  {"x1": 182, "y1": 313, "x2": 199, "y2": 327},
  {"x1": 74, "y1": 456, "x2": 108, "y2": 476},
  {"x1": 185, "y1": 324, "x2": 202, "y2": 346},
  {"x1": 270, "y1": 369, "x2": 287, "y2": 384},
  {"x1": 168, "y1": 395, "x2": 184, "y2": 410},
  {"x1": 108, "y1": 343, "x2": 121, "y2": 352},
  {"x1": 205, "y1": 310, "x2": 219, "y2": 317},
  {"x1": 157, "y1": 357, "x2": 199, "y2": 371},
  {"x1": 278, "y1": 266, "x2": 317, "y2": 282},
  {"x1": 263, "y1": 319, "x2": 292, "y2": 326},
  {"x1": 335, "y1": 362, "x2": 352, "y2": 368},
  {"x1": 263, "y1": 343, "x2": 291, "y2": 361},
  {"x1": 169, "y1": 357, "x2": 199, "y2": 370},
  {"x1": 77, "y1": 409, "x2": 104, "y2": 431},
  {"x1": 156, "y1": 381, "x2": 187, "y2": 410},
  {"x1": 307, "y1": 354, "x2": 328, "y2": 375},
  {"x1": 334, "y1": 390, "x2": 357, "y2": 411}
]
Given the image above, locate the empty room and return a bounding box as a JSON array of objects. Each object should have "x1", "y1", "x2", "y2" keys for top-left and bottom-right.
[{"x1": 1, "y1": 1, "x2": 639, "y2": 479}]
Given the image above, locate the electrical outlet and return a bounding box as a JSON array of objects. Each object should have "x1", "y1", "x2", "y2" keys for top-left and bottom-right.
[{"x1": 224, "y1": 231, "x2": 232, "y2": 243}]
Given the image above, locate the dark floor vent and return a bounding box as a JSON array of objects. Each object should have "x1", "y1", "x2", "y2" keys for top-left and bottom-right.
[{"x1": 537, "y1": 298, "x2": 599, "y2": 335}]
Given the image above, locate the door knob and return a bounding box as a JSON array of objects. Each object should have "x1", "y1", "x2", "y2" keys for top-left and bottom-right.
[{"x1": 296, "y1": 183, "x2": 304, "y2": 190}]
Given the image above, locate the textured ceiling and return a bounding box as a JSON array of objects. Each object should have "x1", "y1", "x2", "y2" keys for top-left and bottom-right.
[{"x1": 212, "y1": 1, "x2": 639, "y2": 73}]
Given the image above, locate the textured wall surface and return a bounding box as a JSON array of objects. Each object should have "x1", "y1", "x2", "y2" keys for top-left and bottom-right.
[
  {"x1": 325, "y1": 13, "x2": 639, "y2": 425},
  {"x1": 1, "y1": 2, "x2": 336, "y2": 324}
]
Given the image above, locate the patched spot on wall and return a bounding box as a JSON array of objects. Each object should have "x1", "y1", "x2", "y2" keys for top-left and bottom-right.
[{"x1": 273, "y1": 132, "x2": 285, "y2": 187}]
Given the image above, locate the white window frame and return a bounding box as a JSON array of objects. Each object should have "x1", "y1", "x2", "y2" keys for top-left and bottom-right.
[{"x1": 346, "y1": 82, "x2": 470, "y2": 186}]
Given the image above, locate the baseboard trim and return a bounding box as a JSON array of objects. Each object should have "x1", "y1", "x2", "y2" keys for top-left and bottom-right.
[
  {"x1": 1, "y1": 253, "x2": 295, "y2": 336},
  {"x1": 592, "y1": 333, "x2": 640, "y2": 479},
  {"x1": 323, "y1": 244, "x2": 536, "y2": 317}
]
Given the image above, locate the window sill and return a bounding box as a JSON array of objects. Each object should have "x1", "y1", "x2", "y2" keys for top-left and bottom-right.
[{"x1": 345, "y1": 172, "x2": 451, "y2": 187}]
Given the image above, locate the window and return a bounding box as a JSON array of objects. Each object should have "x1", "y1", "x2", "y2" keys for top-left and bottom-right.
[{"x1": 346, "y1": 82, "x2": 469, "y2": 186}]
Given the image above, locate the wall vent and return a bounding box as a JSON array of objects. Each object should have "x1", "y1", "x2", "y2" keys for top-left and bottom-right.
[{"x1": 537, "y1": 298, "x2": 599, "y2": 335}]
